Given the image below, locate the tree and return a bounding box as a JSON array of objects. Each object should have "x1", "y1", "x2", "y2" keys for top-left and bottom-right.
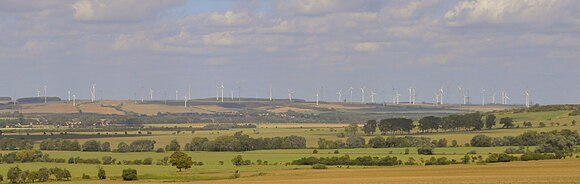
[
  {"x1": 231, "y1": 155, "x2": 245, "y2": 166},
  {"x1": 7, "y1": 166, "x2": 21, "y2": 183},
  {"x1": 417, "y1": 146, "x2": 433, "y2": 155},
  {"x1": 572, "y1": 120, "x2": 577, "y2": 126},
  {"x1": 82, "y1": 140, "x2": 102, "y2": 152},
  {"x1": 117, "y1": 142, "x2": 130, "y2": 153},
  {"x1": 419, "y1": 116, "x2": 441, "y2": 133},
  {"x1": 166, "y1": 139, "x2": 181, "y2": 151},
  {"x1": 28, "y1": 171, "x2": 39, "y2": 183},
  {"x1": 485, "y1": 114, "x2": 496, "y2": 129},
  {"x1": 101, "y1": 142, "x2": 111, "y2": 152},
  {"x1": 344, "y1": 123, "x2": 358, "y2": 136},
  {"x1": 470, "y1": 135, "x2": 493, "y2": 147},
  {"x1": 98, "y1": 167, "x2": 106, "y2": 180},
  {"x1": 499, "y1": 117, "x2": 515, "y2": 128},
  {"x1": 346, "y1": 136, "x2": 365, "y2": 148},
  {"x1": 363, "y1": 120, "x2": 377, "y2": 135},
  {"x1": 122, "y1": 168, "x2": 137, "y2": 181},
  {"x1": 38, "y1": 167, "x2": 49, "y2": 182},
  {"x1": 169, "y1": 151, "x2": 193, "y2": 172}
]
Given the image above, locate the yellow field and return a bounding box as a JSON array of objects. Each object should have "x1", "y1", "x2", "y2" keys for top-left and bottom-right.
[
  {"x1": 78, "y1": 101, "x2": 124, "y2": 115},
  {"x1": 48, "y1": 159, "x2": 580, "y2": 184},
  {"x1": 267, "y1": 106, "x2": 316, "y2": 113},
  {"x1": 0, "y1": 101, "x2": 78, "y2": 114}
]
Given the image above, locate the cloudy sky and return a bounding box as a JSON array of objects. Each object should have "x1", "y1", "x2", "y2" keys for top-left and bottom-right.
[{"x1": 0, "y1": 0, "x2": 579, "y2": 104}]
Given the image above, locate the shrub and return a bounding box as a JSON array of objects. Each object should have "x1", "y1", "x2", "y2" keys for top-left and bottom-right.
[
  {"x1": 467, "y1": 150, "x2": 477, "y2": 154},
  {"x1": 98, "y1": 167, "x2": 106, "y2": 180},
  {"x1": 82, "y1": 173, "x2": 91, "y2": 179},
  {"x1": 122, "y1": 168, "x2": 137, "y2": 181},
  {"x1": 312, "y1": 164, "x2": 328, "y2": 169},
  {"x1": 155, "y1": 148, "x2": 165, "y2": 153},
  {"x1": 312, "y1": 149, "x2": 318, "y2": 154},
  {"x1": 470, "y1": 135, "x2": 493, "y2": 147},
  {"x1": 333, "y1": 150, "x2": 340, "y2": 154},
  {"x1": 417, "y1": 146, "x2": 434, "y2": 155}
]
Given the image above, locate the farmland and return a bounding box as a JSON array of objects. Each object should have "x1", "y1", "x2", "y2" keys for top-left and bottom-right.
[{"x1": 1, "y1": 101, "x2": 580, "y2": 183}]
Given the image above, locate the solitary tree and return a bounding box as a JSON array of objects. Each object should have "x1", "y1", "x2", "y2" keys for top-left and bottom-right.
[
  {"x1": 98, "y1": 167, "x2": 106, "y2": 180},
  {"x1": 499, "y1": 117, "x2": 514, "y2": 129},
  {"x1": 169, "y1": 151, "x2": 193, "y2": 172}
]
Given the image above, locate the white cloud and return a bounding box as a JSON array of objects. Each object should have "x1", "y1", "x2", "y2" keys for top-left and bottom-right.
[
  {"x1": 353, "y1": 42, "x2": 380, "y2": 52},
  {"x1": 202, "y1": 32, "x2": 235, "y2": 46},
  {"x1": 71, "y1": 0, "x2": 185, "y2": 22},
  {"x1": 208, "y1": 11, "x2": 251, "y2": 26},
  {"x1": 444, "y1": 0, "x2": 578, "y2": 25}
]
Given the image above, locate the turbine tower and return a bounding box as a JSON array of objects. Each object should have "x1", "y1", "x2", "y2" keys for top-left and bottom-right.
[
  {"x1": 370, "y1": 89, "x2": 377, "y2": 103},
  {"x1": 316, "y1": 89, "x2": 320, "y2": 106},
  {"x1": 67, "y1": 90, "x2": 71, "y2": 102},
  {"x1": 36, "y1": 88, "x2": 40, "y2": 97},
  {"x1": 360, "y1": 86, "x2": 366, "y2": 103},
  {"x1": 175, "y1": 90, "x2": 179, "y2": 101},
  {"x1": 348, "y1": 86, "x2": 354, "y2": 103},
  {"x1": 524, "y1": 90, "x2": 531, "y2": 108},
  {"x1": 72, "y1": 92, "x2": 76, "y2": 106},
  {"x1": 188, "y1": 85, "x2": 191, "y2": 100},
  {"x1": 220, "y1": 82, "x2": 225, "y2": 102},
  {"x1": 184, "y1": 96, "x2": 188, "y2": 108},
  {"x1": 287, "y1": 90, "x2": 294, "y2": 102},
  {"x1": 439, "y1": 87, "x2": 444, "y2": 105},
  {"x1": 458, "y1": 85, "x2": 465, "y2": 105},
  {"x1": 146, "y1": 89, "x2": 153, "y2": 100},
  {"x1": 43, "y1": 85, "x2": 47, "y2": 103},
  {"x1": 481, "y1": 88, "x2": 486, "y2": 106},
  {"x1": 269, "y1": 83, "x2": 273, "y2": 101},
  {"x1": 491, "y1": 93, "x2": 496, "y2": 104},
  {"x1": 336, "y1": 89, "x2": 342, "y2": 102},
  {"x1": 91, "y1": 83, "x2": 96, "y2": 102}
]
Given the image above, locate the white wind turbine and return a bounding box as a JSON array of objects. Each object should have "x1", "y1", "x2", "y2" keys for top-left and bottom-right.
[
  {"x1": 370, "y1": 89, "x2": 377, "y2": 103},
  {"x1": 287, "y1": 90, "x2": 294, "y2": 102},
  {"x1": 360, "y1": 86, "x2": 366, "y2": 103},
  {"x1": 175, "y1": 90, "x2": 179, "y2": 101},
  {"x1": 491, "y1": 93, "x2": 496, "y2": 104},
  {"x1": 269, "y1": 83, "x2": 273, "y2": 101},
  {"x1": 188, "y1": 85, "x2": 191, "y2": 100},
  {"x1": 481, "y1": 88, "x2": 486, "y2": 106},
  {"x1": 72, "y1": 92, "x2": 76, "y2": 106},
  {"x1": 439, "y1": 87, "x2": 444, "y2": 105},
  {"x1": 67, "y1": 90, "x2": 71, "y2": 102},
  {"x1": 316, "y1": 89, "x2": 320, "y2": 106},
  {"x1": 36, "y1": 88, "x2": 40, "y2": 97},
  {"x1": 184, "y1": 96, "x2": 188, "y2": 108},
  {"x1": 231, "y1": 90, "x2": 234, "y2": 100},
  {"x1": 215, "y1": 85, "x2": 219, "y2": 101},
  {"x1": 44, "y1": 85, "x2": 47, "y2": 103},
  {"x1": 524, "y1": 90, "x2": 531, "y2": 108},
  {"x1": 90, "y1": 83, "x2": 96, "y2": 102},
  {"x1": 348, "y1": 86, "x2": 354, "y2": 103},
  {"x1": 220, "y1": 82, "x2": 225, "y2": 102},
  {"x1": 149, "y1": 88, "x2": 154, "y2": 100},
  {"x1": 336, "y1": 89, "x2": 342, "y2": 102},
  {"x1": 458, "y1": 85, "x2": 465, "y2": 105}
]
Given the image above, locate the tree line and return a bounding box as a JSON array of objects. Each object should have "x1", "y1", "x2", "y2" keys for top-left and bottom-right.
[{"x1": 183, "y1": 132, "x2": 306, "y2": 151}]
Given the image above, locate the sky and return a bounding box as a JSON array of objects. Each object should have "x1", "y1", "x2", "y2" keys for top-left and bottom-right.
[{"x1": 0, "y1": 0, "x2": 579, "y2": 104}]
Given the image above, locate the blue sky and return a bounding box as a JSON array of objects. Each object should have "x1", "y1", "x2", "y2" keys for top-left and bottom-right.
[{"x1": 0, "y1": 0, "x2": 579, "y2": 104}]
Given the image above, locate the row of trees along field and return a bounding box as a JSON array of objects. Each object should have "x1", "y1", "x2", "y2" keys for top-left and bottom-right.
[
  {"x1": 1, "y1": 132, "x2": 306, "y2": 152},
  {"x1": 361, "y1": 113, "x2": 521, "y2": 135}
]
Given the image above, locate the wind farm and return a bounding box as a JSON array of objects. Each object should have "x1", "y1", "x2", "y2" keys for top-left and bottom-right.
[{"x1": 1, "y1": 0, "x2": 579, "y2": 184}]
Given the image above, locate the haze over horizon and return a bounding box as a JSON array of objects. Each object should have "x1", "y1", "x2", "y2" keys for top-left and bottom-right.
[{"x1": 1, "y1": 0, "x2": 579, "y2": 104}]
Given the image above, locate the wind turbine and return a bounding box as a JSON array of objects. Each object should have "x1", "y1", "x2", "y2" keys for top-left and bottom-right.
[
  {"x1": 149, "y1": 88, "x2": 154, "y2": 100},
  {"x1": 230, "y1": 90, "x2": 234, "y2": 100},
  {"x1": 72, "y1": 92, "x2": 76, "y2": 106},
  {"x1": 491, "y1": 93, "x2": 496, "y2": 104},
  {"x1": 216, "y1": 85, "x2": 219, "y2": 101},
  {"x1": 524, "y1": 90, "x2": 531, "y2": 108},
  {"x1": 316, "y1": 89, "x2": 320, "y2": 106},
  {"x1": 91, "y1": 84, "x2": 96, "y2": 102},
  {"x1": 67, "y1": 90, "x2": 71, "y2": 102},
  {"x1": 336, "y1": 89, "x2": 342, "y2": 102},
  {"x1": 184, "y1": 96, "x2": 188, "y2": 108},
  {"x1": 43, "y1": 85, "x2": 47, "y2": 103},
  {"x1": 188, "y1": 85, "x2": 191, "y2": 100},
  {"x1": 481, "y1": 88, "x2": 486, "y2": 106},
  {"x1": 220, "y1": 82, "x2": 224, "y2": 102},
  {"x1": 408, "y1": 88, "x2": 413, "y2": 104},
  {"x1": 36, "y1": 88, "x2": 40, "y2": 97},
  {"x1": 439, "y1": 87, "x2": 444, "y2": 105},
  {"x1": 370, "y1": 89, "x2": 377, "y2": 103},
  {"x1": 360, "y1": 86, "x2": 366, "y2": 103},
  {"x1": 458, "y1": 85, "x2": 465, "y2": 105},
  {"x1": 269, "y1": 83, "x2": 273, "y2": 101},
  {"x1": 348, "y1": 86, "x2": 354, "y2": 103},
  {"x1": 175, "y1": 90, "x2": 179, "y2": 101},
  {"x1": 288, "y1": 90, "x2": 294, "y2": 102}
]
